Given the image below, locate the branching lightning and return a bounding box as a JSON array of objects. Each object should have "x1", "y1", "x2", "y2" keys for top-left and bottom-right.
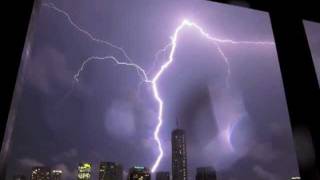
[
  {"x1": 43, "y1": 2, "x2": 275, "y2": 173},
  {"x1": 148, "y1": 43, "x2": 172, "y2": 76},
  {"x1": 43, "y1": 3, "x2": 134, "y2": 63},
  {"x1": 74, "y1": 55, "x2": 150, "y2": 83}
]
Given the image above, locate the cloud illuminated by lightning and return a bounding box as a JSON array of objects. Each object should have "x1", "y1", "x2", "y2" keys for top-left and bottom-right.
[
  {"x1": 149, "y1": 19, "x2": 274, "y2": 172},
  {"x1": 43, "y1": 2, "x2": 275, "y2": 173}
]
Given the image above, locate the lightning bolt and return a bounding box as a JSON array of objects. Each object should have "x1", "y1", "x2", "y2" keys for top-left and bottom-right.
[
  {"x1": 43, "y1": 2, "x2": 275, "y2": 173},
  {"x1": 43, "y1": 2, "x2": 146, "y2": 81},
  {"x1": 147, "y1": 43, "x2": 172, "y2": 76},
  {"x1": 42, "y1": 3, "x2": 134, "y2": 63},
  {"x1": 74, "y1": 55, "x2": 149, "y2": 83},
  {"x1": 149, "y1": 20, "x2": 274, "y2": 172}
]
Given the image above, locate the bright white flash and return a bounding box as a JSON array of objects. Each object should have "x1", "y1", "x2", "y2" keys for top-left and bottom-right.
[{"x1": 43, "y1": 3, "x2": 275, "y2": 173}]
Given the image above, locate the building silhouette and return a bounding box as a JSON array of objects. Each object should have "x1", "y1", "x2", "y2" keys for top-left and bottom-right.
[
  {"x1": 51, "y1": 169, "x2": 62, "y2": 180},
  {"x1": 99, "y1": 162, "x2": 123, "y2": 180},
  {"x1": 156, "y1": 171, "x2": 170, "y2": 180},
  {"x1": 77, "y1": 163, "x2": 92, "y2": 180},
  {"x1": 195, "y1": 167, "x2": 216, "y2": 180},
  {"x1": 128, "y1": 166, "x2": 151, "y2": 180},
  {"x1": 12, "y1": 175, "x2": 26, "y2": 180},
  {"x1": 31, "y1": 167, "x2": 51, "y2": 180},
  {"x1": 172, "y1": 127, "x2": 187, "y2": 180}
]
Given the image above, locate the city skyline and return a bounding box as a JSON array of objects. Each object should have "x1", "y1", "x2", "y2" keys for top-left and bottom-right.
[
  {"x1": 10, "y1": 127, "x2": 298, "y2": 180},
  {"x1": 2, "y1": 0, "x2": 303, "y2": 179},
  {"x1": 12, "y1": 128, "x2": 213, "y2": 180}
]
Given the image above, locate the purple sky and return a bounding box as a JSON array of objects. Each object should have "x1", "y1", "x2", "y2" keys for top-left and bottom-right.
[{"x1": 2, "y1": 0, "x2": 309, "y2": 179}]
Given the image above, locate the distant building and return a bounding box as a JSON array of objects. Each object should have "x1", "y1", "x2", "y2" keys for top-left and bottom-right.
[
  {"x1": 77, "y1": 163, "x2": 92, "y2": 180},
  {"x1": 13, "y1": 175, "x2": 27, "y2": 180},
  {"x1": 172, "y1": 128, "x2": 187, "y2": 180},
  {"x1": 51, "y1": 169, "x2": 62, "y2": 180},
  {"x1": 128, "y1": 166, "x2": 151, "y2": 180},
  {"x1": 195, "y1": 167, "x2": 217, "y2": 180},
  {"x1": 156, "y1": 171, "x2": 170, "y2": 180},
  {"x1": 99, "y1": 162, "x2": 123, "y2": 180},
  {"x1": 31, "y1": 167, "x2": 51, "y2": 180}
]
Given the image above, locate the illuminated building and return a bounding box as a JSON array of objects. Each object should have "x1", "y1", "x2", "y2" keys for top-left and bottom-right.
[
  {"x1": 156, "y1": 171, "x2": 170, "y2": 180},
  {"x1": 195, "y1": 167, "x2": 217, "y2": 180},
  {"x1": 77, "y1": 163, "x2": 92, "y2": 180},
  {"x1": 31, "y1": 167, "x2": 51, "y2": 180},
  {"x1": 51, "y1": 169, "x2": 62, "y2": 180},
  {"x1": 128, "y1": 166, "x2": 151, "y2": 180},
  {"x1": 13, "y1": 175, "x2": 27, "y2": 180},
  {"x1": 99, "y1": 162, "x2": 123, "y2": 180},
  {"x1": 172, "y1": 128, "x2": 187, "y2": 180}
]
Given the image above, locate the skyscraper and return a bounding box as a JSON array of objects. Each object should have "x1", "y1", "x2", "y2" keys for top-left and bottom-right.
[
  {"x1": 51, "y1": 170, "x2": 62, "y2": 180},
  {"x1": 77, "y1": 163, "x2": 92, "y2": 180},
  {"x1": 195, "y1": 167, "x2": 217, "y2": 180},
  {"x1": 128, "y1": 166, "x2": 151, "y2": 180},
  {"x1": 13, "y1": 175, "x2": 27, "y2": 180},
  {"x1": 99, "y1": 162, "x2": 123, "y2": 180},
  {"x1": 156, "y1": 171, "x2": 170, "y2": 180},
  {"x1": 31, "y1": 167, "x2": 51, "y2": 180},
  {"x1": 172, "y1": 128, "x2": 187, "y2": 180}
]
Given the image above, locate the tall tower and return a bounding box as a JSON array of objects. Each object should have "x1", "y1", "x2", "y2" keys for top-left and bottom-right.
[
  {"x1": 172, "y1": 120, "x2": 187, "y2": 180},
  {"x1": 77, "y1": 163, "x2": 92, "y2": 180},
  {"x1": 195, "y1": 167, "x2": 217, "y2": 180},
  {"x1": 99, "y1": 162, "x2": 123, "y2": 180},
  {"x1": 31, "y1": 167, "x2": 51, "y2": 180}
]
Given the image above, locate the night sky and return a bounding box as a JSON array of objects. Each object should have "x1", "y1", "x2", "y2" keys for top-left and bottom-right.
[{"x1": 4, "y1": 0, "x2": 317, "y2": 179}]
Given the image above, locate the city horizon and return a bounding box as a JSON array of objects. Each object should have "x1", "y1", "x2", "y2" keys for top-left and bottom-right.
[{"x1": 13, "y1": 127, "x2": 219, "y2": 180}]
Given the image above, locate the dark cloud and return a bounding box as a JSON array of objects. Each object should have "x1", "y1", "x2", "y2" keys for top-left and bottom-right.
[
  {"x1": 52, "y1": 148, "x2": 78, "y2": 162},
  {"x1": 53, "y1": 163, "x2": 75, "y2": 179},
  {"x1": 105, "y1": 99, "x2": 137, "y2": 138},
  {"x1": 252, "y1": 165, "x2": 278, "y2": 180},
  {"x1": 19, "y1": 158, "x2": 44, "y2": 168},
  {"x1": 25, "y1": 47, "x2": 71, "y2": 95}
]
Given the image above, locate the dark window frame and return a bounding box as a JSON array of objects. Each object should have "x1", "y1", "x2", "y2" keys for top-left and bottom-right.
[{"x1": 1, "y1": 0, "x2": 319, "y2": 179}]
